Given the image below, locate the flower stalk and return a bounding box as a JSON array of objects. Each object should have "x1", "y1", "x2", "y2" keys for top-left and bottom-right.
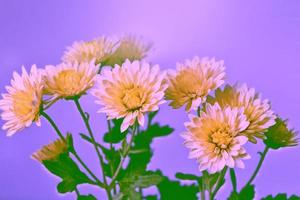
[
  {"x1": 246, "y1": 146, "x2": 269, "y2": 186},
  {"x1": 40, "y1": 110, "x2": 105, "y2": 189},
  {"x1": 73, "y1": 97, "x2": 112, "y2": 199}
]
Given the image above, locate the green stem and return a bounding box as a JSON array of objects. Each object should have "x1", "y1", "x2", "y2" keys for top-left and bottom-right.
[
  {"x1": 72, "y1": 149, "x2": 105, "y2": 188},
  {"x1": 107, "y1": 119, "x2": 117, "y2": 194},
  {"x1": 109, "y1": 123, "x2": 138, "y2": 189},
  {"x1": 41, "y1": 111, "x2": 105, "y2": 188},
  {"x1": 246, "y1": 146, "x2": 269, "y2": 186},
  {"x1": 40, "y1": 111, "x2": 65, "y2": 142},
  {"x1": 229, "y1": 168, "x2": 237, "y2": 192},
  {"x1": 201, "y1": 184, "x2": 206, "y2": 200},
  {"x1": 201, "y1": 171, "x2": 208, "y2": 200},
  {"x1": 73, "y1": 98, "x2": 112, "y2": 200},
  {"x1": 211, "y1": 167, "x2": 228, "y2": 199},
  {"x1": 75, "y1": 188, "x2": 80, "y2": 196}
]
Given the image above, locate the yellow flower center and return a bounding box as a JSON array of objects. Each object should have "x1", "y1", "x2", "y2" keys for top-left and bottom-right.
[
  {"x1": 177, "y1": 70, "x2": 204, "y2": 98},
  {"x1": 12, "y1": 89, "x2": 40, "y2": 119},
  {"x1": 122, "y1": 86, "x2": 143, "y2": 110},
  {"x1": 54, "y1": 69, "x2": 82, "y2": 95},
  {"x1": 211, "y1": 126, "x2": 233, "y2": 149}
]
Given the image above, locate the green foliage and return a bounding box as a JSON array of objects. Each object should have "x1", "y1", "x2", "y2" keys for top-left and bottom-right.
[
  {"x1": 134, "y1": 174, "x2": 163, "y2": 188},
  {"x1": 66, "y1": 133, "x2": 75, "y2": 153},
  {"x1": 262, "y1": 194, "x2": 300, "y2": 200},
  {"x1": 77, "y1": 194, "x2": 97, "y2": 200},
  {"x1": 123, "y1": 123, "x2": 174, "y2": 177},
  {"x1": 145, "y1": 195, "x2": 158, "y2": 200},
  {"x1": 115, "y1": 120, "x2": 173, "y2": 199},
  {"x1": 42, "y1": 152, "x2": 92, "y2": 193},
  {"x1": 175, "y1": 172, "x2": 201, "y2": 181},
  {"x1": 103, "y1": 119, "x2": 128, "y2": 144},
  {"x1": 101, "y1": 146, "x2": 122, "y2": 178},
  {"x1": 155, "y1": 171, "x2": 199, "y2": 200},
  {"x1": 264, "y1": 118, "x2": 298, "y2": 149},
  {"x1": 228, "y1": 185, "x2": 255, "y2": 200}
]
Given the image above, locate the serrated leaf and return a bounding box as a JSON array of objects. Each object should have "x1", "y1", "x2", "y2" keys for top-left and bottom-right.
[
  {"x1": 77, "y1": 194, "x2": 97, "y2": 200},
  {"x1": 134, "y1": 174, "x2": 163, "y2": 188},
  {"x1": 42, "y1": 153, "x2": 91, "y2": 193},
  {"x1": 262, "y1": 193, "x2": 300, "y2": 200},
  {"x1": 103, "y1": 119, "x2": 128, "y2": 144},
  {"x1": 124, "y1": 123, "x2": 174, "y2": 176},
  {"x1": 128, "y1": 149, "x2": 149, "y2": 154},
  {"x1": 145, "y1": 195, "x2": 158, "y2": 200},
  {"x1": 228, "y1": 185, "x2": 255, "y2": 200},
  {"x1": 112, "y1": 193, "x2": 124, "y2": 200},
  {"x1": 66, "y1": 133, "x2": 75, "y2": 153},
  {"x1": 119, "y1": 180, "x2": 142, "y2": 200},
  {"x1": 100, "y1": 146, "x2": 122, "y2": 179},
  {"x1": 175, "y1": 173, "x2": 200, "y2": 181},
  {"x1": 152, "y1": 171, "x2": 198, "y2": 200},
  {"x1": 148, "y1": 111, "x2": 158, "y2": 126}
]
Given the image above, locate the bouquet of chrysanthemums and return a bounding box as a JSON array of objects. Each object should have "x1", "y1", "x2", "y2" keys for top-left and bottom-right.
[{"x1": 0, "y1": 35, "x2": 298, "y2": 200}]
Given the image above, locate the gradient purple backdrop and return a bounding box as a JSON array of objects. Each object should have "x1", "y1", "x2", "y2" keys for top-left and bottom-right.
[{"x1": 0, "y1": 0, "x2": 300, "y2": 199}]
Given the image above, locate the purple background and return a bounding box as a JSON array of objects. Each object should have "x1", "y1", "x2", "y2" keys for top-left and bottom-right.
[{"x1": 0, "y1": 0, "x2": 300, "y2": 199}]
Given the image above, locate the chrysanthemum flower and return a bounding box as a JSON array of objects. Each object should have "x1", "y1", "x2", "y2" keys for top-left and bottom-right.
[
  {"x1": 183, "y1": 103, "x2": 250, "y2": 173},
  {"x1": 92, "y1": 60, "x2": 167, "y2": 132},
  {"x1": 62, "y1": 36, "x2": 117, "y2": 64},
  {"x1": 102, "y1": 35, "x2": 152, "y2": 66},
  {"x1": 44, "y1": 61, "x2": 98, "y2": 100},
  {"x1": 0, "y1": 65, "x2": 43, "y2": 136},
  {"x1": 32, "y1": 138, "x2": 67, "y2": 162},
  {"x1": 207, "y1": 84, "x2": 276, "y2": 143},
  {"x1": 165, "y1": 57, "x2": 225, "y2": 112}
]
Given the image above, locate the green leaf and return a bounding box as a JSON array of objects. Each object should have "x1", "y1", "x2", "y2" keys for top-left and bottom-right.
[
  {"x1": 42, "y1": 153, "x2": 92, "y2": 193},
  {"x1": 148, "y1": 111, "x2": 158, "y2": 126},
  {"x1": 103, "y1": 119, "x2": 128, "y2": 144},
  {"x1": 117, "y1": 123, "x2": 174, "y2": 198},
  {"x1": 66, "y1": 133, "x2": 75, "y2": 153},
  {"x1": 175, "y1": 172, "x2": 200, "y2": 181},
  {"x1": 100, "y1": 146, "x2": 122, "y2": 178},
  {"x1": 262, "y1": 193, "x2": 300, "y2": 200},
  {"x1": 145, "y1": 195, "x2": 158, "y2": 200},
  {"x1": 228, "y1": 185, "x2": 255, "y2": 200},
  {"x1": 77, "y1": 194, "x2": 97, "y2": 200},
  {"x1": 119, "y1": 180, "x2": 142, "y2": 200},
  {"x1": 134, "y1": 174, "x2": 163, "y2": 188},
  {"x1": 157, "y1": 173, "x2": 198, "y2": 200},
  {"x1": 124, "y1": 123, "x2": 174, "y2": 177}
]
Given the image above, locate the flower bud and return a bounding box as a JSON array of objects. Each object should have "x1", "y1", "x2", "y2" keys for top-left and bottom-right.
[
  {"x1": 32, "y1": 139, "x2": 67, "y2": 162},
  {"x1": 264, "y1": 118, "x2": 298, "y2": 149}
]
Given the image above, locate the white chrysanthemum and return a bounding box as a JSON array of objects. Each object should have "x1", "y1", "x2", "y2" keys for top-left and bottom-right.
[
  {"x1": 207, "y1": 84, "x2": 276, "y2": 143},
  {"x1": 44, "y1": 61, "x2": 98, "y2": 100},
  {"x1": 0, "y1": 65, "x2": 43, "y2": 136},
  {"x1": 62, "y1": 36, "x2": 117, "y2": 64},
  {"x1": 92, "y1": 60, "x2": 167, "y2": 132},
  {"x1": 183, "y1": 103, "x2": 251, "y2": 173},
  {"x1": 165, "y1": 56, "x2": 225, "y2": 112},
  {"x1": 103, "y1": 35, "x2": 152, "y2": 66}
]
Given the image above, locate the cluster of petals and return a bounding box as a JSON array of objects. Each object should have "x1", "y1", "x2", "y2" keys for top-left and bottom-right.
[
  {"x1": 183, "y1": 103, "x2": 251, "y2": 173},
  {"x1": 92, "y1": 60, "x2": 167, "y2": 132},
  {"x1": 0, "y1": 65, "x2": 43, "y2": 135},
  {"x1": 165, "y1": 56, "x2": 225, "y2": 112},
  {"x1": 207, "y1": 84, "x2": 276, "y2": 143},
  {"x1": 44, "y1": 61, "x2": 98, "y2": 100}
]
